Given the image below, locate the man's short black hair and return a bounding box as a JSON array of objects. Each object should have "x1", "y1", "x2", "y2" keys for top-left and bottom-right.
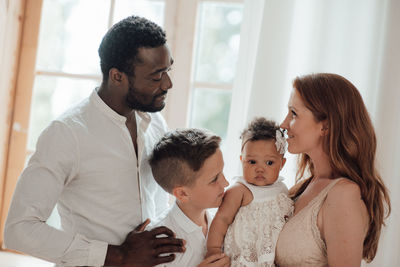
[{"x1": 98, "y1": 16, "x2": 166, "y2": 81}]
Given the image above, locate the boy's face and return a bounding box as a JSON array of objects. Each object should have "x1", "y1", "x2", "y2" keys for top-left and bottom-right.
[
  {"x1": 185, "y1": 149, "x2": 229, "y2": 209},
  {"x1": 241, "y1": 139, "x2": 286, "y2": 186}
]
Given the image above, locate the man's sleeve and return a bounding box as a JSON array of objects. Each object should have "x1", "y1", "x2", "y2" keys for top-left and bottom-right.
[{"x1": 4, "y1": 121, "x2": 108, "y2": 266}]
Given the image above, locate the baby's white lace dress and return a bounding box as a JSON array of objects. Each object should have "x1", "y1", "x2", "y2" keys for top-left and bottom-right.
[{"x1": 224, "y1": 177, "x2": 293, "y2": 267}]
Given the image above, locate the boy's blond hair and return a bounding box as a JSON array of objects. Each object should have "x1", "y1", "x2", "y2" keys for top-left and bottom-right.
[{"x1": 149, "y1": 128, "x2": 221, "y2": 193}]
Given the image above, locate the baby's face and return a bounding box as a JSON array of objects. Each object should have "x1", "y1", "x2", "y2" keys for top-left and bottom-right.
[{"x1": 241, "y1": 139, "x2": 285, "y2": 186}]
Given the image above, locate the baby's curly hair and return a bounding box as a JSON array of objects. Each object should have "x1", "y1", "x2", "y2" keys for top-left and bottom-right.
[
  {"x1": 98, "y1": 16, "x2": 166, "y2": 81},
  {"x1": 240, "y1": 117, "x2": 283, "y2": 151}
]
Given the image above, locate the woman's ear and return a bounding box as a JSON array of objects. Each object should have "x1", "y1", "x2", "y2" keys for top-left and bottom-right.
[
  {"x1": 320, "y1": 121, "x2": 329, "y2": 136},
  {"x1": 172, "y1": 186, "x2": 190, "y2": 203}
]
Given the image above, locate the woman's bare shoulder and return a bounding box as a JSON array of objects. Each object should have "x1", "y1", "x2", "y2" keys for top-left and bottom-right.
[
  {"x1": 328, "y1": 178, "x2": 363, "y2": 201},
  {"x1": 323, "y1": 177, "x2": 368, "y2": 231},
  {"x1": 321, "y1": 179, "x2": 369, "y2": 265}
]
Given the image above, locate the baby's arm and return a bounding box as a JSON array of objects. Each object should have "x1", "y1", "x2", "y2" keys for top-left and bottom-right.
[{"x1": 206, "y1": 183, "x2": 249, "y2": 256}]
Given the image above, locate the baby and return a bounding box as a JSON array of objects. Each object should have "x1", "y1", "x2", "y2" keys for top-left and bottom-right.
[{"x1": 207, "y1": 117, "x2": 294, "y2": 266}]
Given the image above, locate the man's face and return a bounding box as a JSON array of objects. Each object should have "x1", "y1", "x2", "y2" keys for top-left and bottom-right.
[
  {"x1": 126, "y1": 45, "x2": 173, "y2": 112},
  {"x1": 185, "y1": 149, "x2": 229, "y2": 210}
]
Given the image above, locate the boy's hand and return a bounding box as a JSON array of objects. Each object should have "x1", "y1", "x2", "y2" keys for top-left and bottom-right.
[
  {"x1": 105, "y1": 219, "x2": 186, "y2": 267},
  {"x1": 198, "y1": 253, "x2": 230, "y2": 267}
]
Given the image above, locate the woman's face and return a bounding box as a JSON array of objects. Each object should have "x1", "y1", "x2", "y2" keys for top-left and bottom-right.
[{"x1": 280, "y1": 88, "x2": 326, "y2": 155}]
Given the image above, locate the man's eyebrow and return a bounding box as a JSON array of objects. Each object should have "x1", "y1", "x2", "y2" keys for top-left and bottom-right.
[{"x1": 150, "y1": 59, "x2": 174, "y2": 75}]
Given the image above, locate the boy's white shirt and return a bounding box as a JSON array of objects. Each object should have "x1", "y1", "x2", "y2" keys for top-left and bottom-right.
[{"x1": 151, "y1": 202, "x2": 212, "y2": 267}]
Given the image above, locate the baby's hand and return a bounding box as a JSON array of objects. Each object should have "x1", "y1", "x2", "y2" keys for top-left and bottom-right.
[{"x1": 198, "y1": 253, "x2": 230, "y2": 267}]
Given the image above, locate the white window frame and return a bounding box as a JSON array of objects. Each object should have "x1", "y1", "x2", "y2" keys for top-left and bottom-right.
[{"x1": 162, "y1": 0, "x2": 244, "y2": 129}]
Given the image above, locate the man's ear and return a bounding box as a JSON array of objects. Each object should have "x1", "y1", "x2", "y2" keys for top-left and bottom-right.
[
  {"x1": 109, "y1": 68, "x2": 124, "y2": 84},
  {"x1": 240, "y1": 155, "x2": 243, "y2": 162},
  {"x1": 172, "y1": 186, "x2": 190, "y2": 203},
  {"x1": 281, "y1": 157, "x2": 287, "y2": 170}
]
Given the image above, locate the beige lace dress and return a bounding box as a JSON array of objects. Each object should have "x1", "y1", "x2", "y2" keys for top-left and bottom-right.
[
  {"x1": 275, "y1": 178, "x2": 344, "y2": 267},
  {"x1": 224, "y1": 177, "x2": 294, "y2": 267}
]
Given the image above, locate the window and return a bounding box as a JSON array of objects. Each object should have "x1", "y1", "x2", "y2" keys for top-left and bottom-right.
[
  {"x1": 28, "y1": 0, "x2": 167, "y2": 156},
  {"x1": 189, "y1": 2, "x2": 243, "y2": 142},
  {"x1": 27, "y1": 0, "x2": 243, "y2": 155},
  {"x1": 1, "y1": 0, "x2": 243, "y2": 242}
]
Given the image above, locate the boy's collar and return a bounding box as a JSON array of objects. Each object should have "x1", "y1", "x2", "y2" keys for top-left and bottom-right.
[{"x1": 171, "y1": 202, "x2": 211, "y2": 234}]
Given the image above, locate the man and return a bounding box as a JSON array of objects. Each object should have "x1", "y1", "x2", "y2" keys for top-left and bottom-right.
[{"x1": 4, "y1": 16, "x2": 184, "y2": 266}]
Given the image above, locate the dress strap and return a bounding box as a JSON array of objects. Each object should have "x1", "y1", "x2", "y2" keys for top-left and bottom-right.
[
  {"x1": 314, "y1": 178, "x2": 345, "y2": 202},
  {"x1": 309, "y1": 177, "x2": 347, "y2": 253}
]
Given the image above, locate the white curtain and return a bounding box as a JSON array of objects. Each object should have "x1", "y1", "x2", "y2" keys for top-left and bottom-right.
[{"x1": 223, "y1": 0, "x2": 400, "y2": 265}]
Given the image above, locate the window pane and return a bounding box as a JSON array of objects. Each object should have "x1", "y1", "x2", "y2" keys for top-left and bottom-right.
[
  {"x1": 36, "y1": 0, "x2": 110, "y2": 74},
  {"x1": 189, "y1": 88, "x2": 232, "y2": 140},
  {"x1": 113, "y1": 0, "x2": 165, "y2": 26},
  {"x1": 27, "y1": 76, "x2": 97, "y2": 151},
  {"x1": 194, "y1": 2, "x2": 243, "y2": 84}
]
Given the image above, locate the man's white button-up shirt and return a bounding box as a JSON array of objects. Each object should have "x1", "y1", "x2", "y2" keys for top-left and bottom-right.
[{"x1": 4, "y1": 89, "x2": 169, "y2": 266}]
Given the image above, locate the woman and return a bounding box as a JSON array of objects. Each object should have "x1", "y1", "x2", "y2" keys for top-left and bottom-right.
[{"x1": 275, "y1": 73, "x2": 391, "y2": 266}]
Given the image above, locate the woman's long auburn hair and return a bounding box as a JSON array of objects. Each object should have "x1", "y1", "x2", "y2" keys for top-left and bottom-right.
[{"x1": 289, "y1": 73, "x2": 391, "y2": 262}]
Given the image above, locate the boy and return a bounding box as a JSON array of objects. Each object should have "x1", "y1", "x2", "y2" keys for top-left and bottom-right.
[{"x1": 149, "y1": 128, "x2": 231, "y2": 267}]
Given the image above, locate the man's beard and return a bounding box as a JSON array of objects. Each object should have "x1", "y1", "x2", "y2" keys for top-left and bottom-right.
[{"x1": 126, "y1": 85, "x2": 166, "y2": 113}]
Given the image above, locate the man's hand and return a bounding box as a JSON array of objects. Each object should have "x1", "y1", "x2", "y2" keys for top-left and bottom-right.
[
  {"x1": 105, "y1": 219, "x2": 185, "y2": 267},
  {"x1": 198, "y1": 253, "x2": 230, "y2": 267}
]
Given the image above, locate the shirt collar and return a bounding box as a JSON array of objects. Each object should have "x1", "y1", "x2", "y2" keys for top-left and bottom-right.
[
  {"x1": 90, "y1": 89, "x2": 126, "y2": 124},
  {"x1": 171, "y1": 202, "x2": 211, "y2": 234},
  {"x1": 135, "y1": 111, "x2": 151, "y2": 132},
  {"x1": 90, "y1": 89, "x2": 152, "y2": 131},
  {"x1": 235, "y1": 175, "x2": 284, "y2": 188}
]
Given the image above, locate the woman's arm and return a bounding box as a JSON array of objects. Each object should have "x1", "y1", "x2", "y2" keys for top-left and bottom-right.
[
  {"x1": 206, "y1": 183, "x2": 250, "y2": 256},
  {"x1": 321, "y1": 179, "x2": 369, "y2": 267}
]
